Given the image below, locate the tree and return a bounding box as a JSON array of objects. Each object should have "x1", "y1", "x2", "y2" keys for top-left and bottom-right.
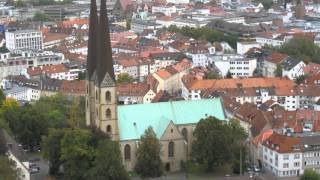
[
  {"x1": 0, "y1": 89, "x2": 4, "y2": 107},
  {"x1": 60, "y1": 129, "x2": 94, "y2": 180},
  {"x1": 192, "y1": 116, "x2": 233, "y2": 171},
  {"x1": 295, "y1": 74, "x2": 308, "y2": 85},
  {"x1": 117, "y1": 73, "x2": 134, "y2": 84},
  {"x1": 68, "y1": 97, "x2": 81, "y2": 128},
  {"x1": 42, "y1": 128, "x2": 66, "y2": 175},
  {"x1": 0, "y1": 156, "x2": 16, "y2": 180},
  {"x1": 135, "y1": 127, "x2": 163, "y2": 178},
  {"x1": 16, "y1": 106, "x2": 49, "y2": 151},
  {"x1": 226, "y1": 70, "x2": 232, "y2": 79},
  {"x1": 275, "y1": 64, "x2": 283, "y2": 77},
  {"x1": 89, "y1": 139, "x2": 129, "y2": 180},
  {"x1": 206, "y1": 71, "x2": 221, "y2": 79},
  {"x1": 300, "y1": 169, "x2": 320, "y2": 180},
  {"x1": 126, "y1": 19, "x2": 131, "y2": 30},
  {"x1": 33, "y1": 11, "x2": 51, "y2": 21},
  {"x1": 279, "y1": 36, "x2": 320, "y2": 64}
]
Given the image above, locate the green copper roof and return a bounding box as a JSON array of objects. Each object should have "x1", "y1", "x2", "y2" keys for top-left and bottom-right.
[{"x1": 117, "y1": 98, "x2": 226, "y2": 141}]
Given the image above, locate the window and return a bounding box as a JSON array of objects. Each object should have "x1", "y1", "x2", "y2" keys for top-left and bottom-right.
[
  {"x1": 294, "y1": 162, "x2": 300, "y2": 167},
  {"x1": 106, "y1": 108, "x2": 111, "y2": 118},
  {"x1": 283, "y1": 163, "x2": 289, "y2": 168},
  {"x1": 96, "y1": 90, "x2": 98, "y2": 100},
  {"x1": 283, "y1": 155, "x2": 289, "y2": 160},
  {"x1": 124, "y1": 144, "x2": 131, "y2": 160},
  {"x1": 168, "y1": 141, "x2": 174, "y2": 157},
  {"x1": 106, "y1": 91, "x2": 111, "y2": 102},
  {"x1": 182, "y1": 128, "x2": 188, "y2": 142},
  {"x1": 107, "y1": 125, "x2": 112, "y2": 133},
  {"x1": 294, "y1": 154, "x2": 300, "y2": 159}
]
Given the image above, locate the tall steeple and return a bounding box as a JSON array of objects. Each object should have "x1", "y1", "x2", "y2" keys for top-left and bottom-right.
[
  {"x1": 86, "y1": 0, "x2": 98, "y2": 80},
  {"x1": 97, "y1": 0, "x2": 115, "y2": 85}
]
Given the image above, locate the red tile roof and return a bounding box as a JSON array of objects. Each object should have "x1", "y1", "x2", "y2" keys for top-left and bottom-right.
[
  {"x1": 263, "y1": 133, "x2": 301, "y2": 153},
  {"x1": 27, "y1": 64, "x2": 68, "y2": 76}
]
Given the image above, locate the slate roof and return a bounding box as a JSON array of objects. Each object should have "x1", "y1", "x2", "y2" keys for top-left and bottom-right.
[{"x1": 118, "y1": 98, "x2": 226, "y2": 141}]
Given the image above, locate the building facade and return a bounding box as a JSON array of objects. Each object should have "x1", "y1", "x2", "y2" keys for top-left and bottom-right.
[{"x1": 5, "y1": 30, "x2": 43, "y2": 51}]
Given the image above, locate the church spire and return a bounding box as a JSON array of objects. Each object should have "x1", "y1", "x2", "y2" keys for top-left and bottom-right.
[
  {"x1": 97, "y1": 0, "x2": 115, "y2": 85},
  {"x1": 86, "y1": 0, "x2": 98, "y2": 80}
]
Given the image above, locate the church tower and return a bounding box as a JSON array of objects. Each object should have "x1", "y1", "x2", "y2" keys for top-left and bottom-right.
[{"x1": 86, "y1": 0, "x2": 119, "y2": 141}]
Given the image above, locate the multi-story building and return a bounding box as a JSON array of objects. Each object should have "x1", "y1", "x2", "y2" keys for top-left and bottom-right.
[
  {"x1": 182, "y1": 77, "x2": 320, "y2": 111},
  {"x1": 262, "y1": 52, "x2": 306, "y2": 80},
  {"x1": 152, "y1": 5, "x2": 177, "y2": 16},
  {"x1": 0, "y1": 51, "x2": 66, "y2": 81},
  {"x1": 262, "y1": 133, "x2": 303, "y2": 177},
  {"x1": 212, "y1": 56, "x2": 257, "y2": 78},
  {"x1": 5, "y1": 30, "x2": 43, "y2": 51},
  {"x1": 130, "y1": 19, "x2": 162, "y2": 34},
  {"x1": 301, "y1": 135, "x2": 320, "y2": 173}
]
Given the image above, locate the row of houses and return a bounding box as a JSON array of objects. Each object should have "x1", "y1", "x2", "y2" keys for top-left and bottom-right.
[{"x1": 182, "y1": 76, "x2": 320, "y2": 111}]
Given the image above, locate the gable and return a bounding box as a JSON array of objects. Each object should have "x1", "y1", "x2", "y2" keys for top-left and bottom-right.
[{"x1": 160, "y1": 121, "x2": 183, "y2": 141}]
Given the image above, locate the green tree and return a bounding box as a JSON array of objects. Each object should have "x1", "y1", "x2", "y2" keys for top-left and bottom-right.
[
  {"x1": 89, "y1": 139, "x2": 129, "y2": 180},
  {"x1": 0, "y1": 156, "x2": 16, "y2": 180},
  {"x1": 42, "y1": 128, "x2": 66, "y2": 175},
  {"x1": 78, "y1": 71, "x2": 86, "y2": 80},
  {"x1": 226, "y1": 70, "x2": 232, "y2": 79},
  {"x1": 279, "y1": 36, "x2": 320, "y2": 64},
  {"x1": 192, "y1": 116, "x2": 233, "y2": 171},
  {"x1": 69, "y1": 97, "x2": 80, "y2": 128},
  {"x1": 295, "y1": 74, "x2": 308, "y2": 84},
  {"x1": 126, "y1": 19, "x2": 131, "y2": 30},
  {"x1": 16, "y1": 106, "x2": 49, "y2": 151},
  {"x1": 275, "y1": 64, "x2": 283, "y2": 77},
  {"x1": 33, "y1": 11, "x2": 51, "y2": 21},
  {"x1": 206, "y1": 71, "x2": 221, "y2": 79},
  {"x1": 135, "y1": 127, "x2": 163, "y2": 178},
  {"x1": 0, "y1": 131, "x2": 7, "y2": 155},
  {"x1": 60, "y1": 129, "x2": 94, "y2": 180},
  {"x1": 117, "y1": 73, "x2": 134, "y2": 84},
  {"x1": 300, "y1": 169, "x2": 320, "y2": 180},
  {"x1": 0, "y1": 89, "x2": 4, "y2": 108}
]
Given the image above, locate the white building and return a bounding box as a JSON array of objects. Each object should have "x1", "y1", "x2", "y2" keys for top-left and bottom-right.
[
  {"x1": 4, "y1": 84, "x2": 40, "y2": 102},
  {"x1": 282, "y1": 60, "x2": 306, "y2": 80},
  {"x1": 256, "y1": 34, "x2": 293, "y2": 47},
  {"x1": 262, "y1": 133, "x2": 303, "y2": 177},
  {"x1": 152, "y1": 5, "x2": 177, "y2": 16},
  {"x1": 237, "y1": 41, "x2": 261, "y2": 55},
  {"x1": 166, "y1": 0, "x2": 189, "y2": 4},
  {"x1": 211, "y1": 55, "x2": 257, "y2": 78},
  {"x1": 185, "y1": 44, "x2": 215, "y2": 67},
  {"x1": 5, "y1": 30, "x2": 43, "y2": 51}
]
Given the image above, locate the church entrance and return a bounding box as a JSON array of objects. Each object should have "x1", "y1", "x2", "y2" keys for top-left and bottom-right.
[{"x1": 165, "y1": 163, "x2": 170, "y2": 171}]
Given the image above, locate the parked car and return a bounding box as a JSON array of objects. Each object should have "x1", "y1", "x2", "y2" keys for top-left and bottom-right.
[
  {"x1": 29, "y1": 167, "x2": 40, "y2": 174},
  {"x1": 253, "y1": 166, "x2": 260, "y2": 172}
]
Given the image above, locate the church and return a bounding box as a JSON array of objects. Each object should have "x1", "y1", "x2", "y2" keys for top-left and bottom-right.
[{"x1": 85, "y1": 0, "x2": 226, "y2": 171}]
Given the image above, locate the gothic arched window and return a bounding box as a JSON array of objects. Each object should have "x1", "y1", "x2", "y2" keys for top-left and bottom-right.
[
  {"x1": 106, "y1": 108, "x2": 111, "y2": 118},
  {"x1": 107, "y1": 125, "x2": 112, "y2": 133},
  {"x1": 168, "y1": 141, "x2": 174, "y2": 158},
  {"x1": 106, "y1": 91, "x2": 111, "y2": 102},
  {"x1": 182, "y1": 128, "x2": 188, "y2": 142},
  {"x1": 124, "y1": 144, "x2": 131, "y2": 160}
]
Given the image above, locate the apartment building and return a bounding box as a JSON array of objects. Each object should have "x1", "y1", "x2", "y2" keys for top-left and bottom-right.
[
  {"x1": 212, "y1": 55, "x2": 257, "y2": 78},
  {"x1": 5, "y1": 30, "x2": 43, "y2": 51},
  {"x1": 262, "y1": 133, "x2": 303, "y2": 177}
]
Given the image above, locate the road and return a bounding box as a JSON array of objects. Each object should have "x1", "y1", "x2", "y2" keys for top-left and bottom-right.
[{"x1": 27, "y1": 153, "x2": 49, "y2": 180}]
